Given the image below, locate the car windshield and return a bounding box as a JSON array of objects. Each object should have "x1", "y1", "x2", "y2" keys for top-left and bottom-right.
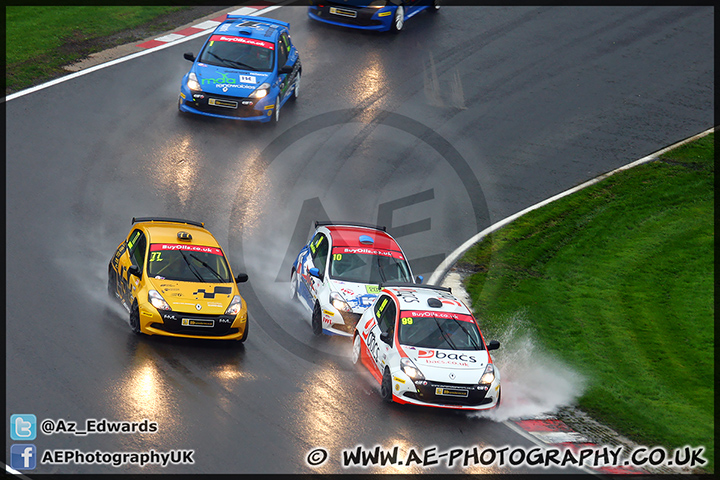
[
  {"x1": 329, "y1": 249, "x2": 412, "y2": 284},
  {"x1": 199, "y1": 34, "x2": 275, "y2": 72},
  {"x1": 146, "y1": 244, "x2": 233, "y2": 283},
  {"x1": 398, "y1": 311, "x2": 484, "y2": 350}
]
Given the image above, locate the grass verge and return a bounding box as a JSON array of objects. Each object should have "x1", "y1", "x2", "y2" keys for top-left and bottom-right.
[
  {"x1": 459, "y1": 133, "x2": 714, "y2": 473},
  {"x1": 5, "y1": 6, "x2": 191, "y2": 94}
]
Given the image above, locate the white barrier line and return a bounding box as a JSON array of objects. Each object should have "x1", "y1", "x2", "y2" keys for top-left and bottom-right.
[
  {"x1": 428, "y1": 126, "x2": 716, "y2": 285},
  {"x1": 4, "y1": 5, "x2": 283, "y2": 103}
]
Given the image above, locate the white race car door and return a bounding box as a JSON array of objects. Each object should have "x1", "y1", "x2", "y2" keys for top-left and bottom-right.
[
  {"x1": 366, "y1": 294, "x2": 396, "y2": 374},
  {"x1": 305, "y1": 232, "x2": 329, "y2": 302}
]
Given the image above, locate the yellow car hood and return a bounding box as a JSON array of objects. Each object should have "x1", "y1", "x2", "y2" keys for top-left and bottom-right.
[{"x1": 147, "y1": 277, "x2": 237, "y2": 315}]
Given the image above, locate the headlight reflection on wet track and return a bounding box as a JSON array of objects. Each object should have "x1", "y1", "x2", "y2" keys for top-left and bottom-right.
[{"x1": 106, "y1": 340, "x2": 181, "y2": 438}]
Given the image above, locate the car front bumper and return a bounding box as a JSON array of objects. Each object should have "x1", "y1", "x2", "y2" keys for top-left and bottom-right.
[
  {"x1": 138, "y1": 303, "x2": 248, "y2": 341},
  {"x1": 179, "y1": 90, "x2": 276, "y2": 122},
  {"x1": 308, "y1": 5, "x2": 392, "y2": 31}
]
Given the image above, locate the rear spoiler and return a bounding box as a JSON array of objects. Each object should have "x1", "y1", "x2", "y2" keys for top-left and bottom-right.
[
  {"x1": 225, "y1": 14, "x2": 289, "y2": 28},
  {"x1": 315, "y1": 221, "x2": 386, "y2": 232},
  {"x1": 379, "y1": 282, "x2": 451, "y2": 293},
  {"x1": 132, "y1": 217, "x2": 204, "y2": 228}
]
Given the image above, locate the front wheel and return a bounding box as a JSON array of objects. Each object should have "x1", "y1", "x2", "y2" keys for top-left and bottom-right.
[
  {"x1": 177, "y1": 95, "x2": 187, "y2": 115},
  {"x1": 238, "y1": 321, "x2": 249, "y2": 343},
  {"x1": 107, "y1": 267, "x2": 116, "y2": 300},
  {"x1": 312, "y1": 302, "x2": 322, "y2": 336},
  {"x1": 270, "y1": 96, "x2": 280, "y2": 124},
  {"x1": 291, "y1": 72, "x2": 300, "y2": 101},
  {"x1": 351, "y1": 332, "x2": 362, "y2": 365},
  {"x1": 129, "y1": 301, "x2": 142, "y2": 335},
  {"x1": 290, "y1": 270, "x2": 298, "y2": 300},
  {"x1": 380, "y1": 368, "x2": 394, "y2": 402},
  {"x1": 390, "y1": 6, "x2": 405, "y2": 33}
]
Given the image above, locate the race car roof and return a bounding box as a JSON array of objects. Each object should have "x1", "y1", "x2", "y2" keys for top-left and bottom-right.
[
  {"x1": 326, "y1": 225, "x2": 402, "y2": 251},
  {"x1": 384, "y1": 285, "x2": 473, "y2": 316},
  {"x1": 215, "y1": 15, "x2": 288, "y2": 41},
  {"x1": 135, "y1": 221, "x2": 222, "y2": 248}
]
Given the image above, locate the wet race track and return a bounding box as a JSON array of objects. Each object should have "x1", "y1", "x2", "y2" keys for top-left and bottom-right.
[{"x1": 5, "y1": 6, "x2": 713, "y2": 474}]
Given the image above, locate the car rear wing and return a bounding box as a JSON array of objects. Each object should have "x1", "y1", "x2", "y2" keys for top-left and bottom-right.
[
  {"x1": 315, "y1": 221, "x2": 386, "y2": 231},
  {"x1": 132, "y1": 217, "x2": 204, "y2": 228},
  {"x1": 225, "y1": 14, "x2": 289, "y2": 28},
  {"x1": 379, "y1": 282, "x2": 452, "y2": 293}
]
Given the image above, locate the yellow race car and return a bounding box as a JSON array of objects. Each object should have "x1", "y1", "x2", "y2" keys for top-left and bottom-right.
[{"x1": 108, "y1": 217, "x2": 249, "y2": 342}]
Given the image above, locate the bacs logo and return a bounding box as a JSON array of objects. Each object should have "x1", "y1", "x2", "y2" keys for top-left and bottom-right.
[{"x1": 418, "y1": 350, "x2": 477, "y2": 363}]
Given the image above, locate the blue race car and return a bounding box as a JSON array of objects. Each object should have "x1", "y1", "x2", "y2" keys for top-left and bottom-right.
[
  {"x1": 308, "y1": 0, "x2": 439, "y2": 33},
  {"x1": 178, "y1": 15, "x2": 301, "y2": 123}
]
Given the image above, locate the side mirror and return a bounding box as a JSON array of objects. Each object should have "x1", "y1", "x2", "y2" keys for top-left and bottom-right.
[
  {"x1": 380, "y1": 331, "x2": 392, "y2": 345},
  {"x1": 415, "y1": 275, "x2": 424, "y2": 284},
  {"x1": 235, "y1": 273, "x2": 249, "y2": 283},
  {"x1": 279, "y1": 64, "x2": 293, "y2": 74},
  {"x1": 183, "y1": 52, "x2": 196, "y2": 62},
  {"x1": 487, "y1": 340, "x2": 500, "y2": 351},
  {"x1": 128, "y1": 265, "x2": 141, "y2": 278},
  {"x1": 309, "y1": 267, "x2": 322, "y2": 280}
]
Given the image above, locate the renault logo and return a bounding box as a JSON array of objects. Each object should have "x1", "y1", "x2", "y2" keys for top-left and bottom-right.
[
  {"x1": 196, "y1": 304, "x2": 202, "y2": 310},
  {"x1": 449, "y1": 373, "x2": 456, "y2": 380}
]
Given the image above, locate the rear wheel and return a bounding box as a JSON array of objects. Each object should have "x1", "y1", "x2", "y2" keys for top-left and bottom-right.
[
  {"x1": 129, "y1": 301, "x2": 142, "y2": 335},
  {"x1": 312, "y1": 302, "x2": 322, "y2": 335},
  {"x1": 380, "y1": 368, "x2": 394, "y2": 402}
]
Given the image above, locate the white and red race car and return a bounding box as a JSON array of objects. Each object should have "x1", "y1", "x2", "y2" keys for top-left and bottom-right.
[
  {"x1": 290, "y1": 222, "x2": 420, "y2": 336},
  {"x1": 352, "y1": 284, "x2": 501, "y2": 410}
]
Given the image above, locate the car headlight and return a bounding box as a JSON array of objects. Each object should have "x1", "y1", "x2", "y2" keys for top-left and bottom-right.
[
  {"x1": 225, "y1": 295, "x2": 243, "y2": 315},
  {"x1": 330, "y1": 292, "x2": 351, "y2": 312},
  {"x1": 186, "y1": 72, "x2": 201, "y2": 92},
  {"x1": 401, "y1": 357, "x2": 425, "y2": 381},
  {"x1": 479, "y1": 363, "x2": 495, "y2": 385},
  {"x1": 148, "y1": 290, "x2": 171, "y2": 311},
  {"x1": 249, "y1": 82, "x2": 271, "y2": 99}
]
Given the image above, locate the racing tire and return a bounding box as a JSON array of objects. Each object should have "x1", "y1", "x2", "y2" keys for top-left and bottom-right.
[
  {"x1": 129, "y1": 301, "x2": 142, "y2": 335},
  {"x1": 107, "y1": 267, "x2": 116, "y2": 300},
  {"x1": 380, "y1": 368, "x2": 394, "y2": 403},
  {"x1": 270, "y1": 96, "x2": 280, "y2": 124},
  {"x1": 351, "y1": 332, "x2": 362, "y2": 365},
  {"x1": 291, "y1": 72, "x2": 300, "y2": 101},
  {"x1": 238, "y1": 321, "x2": 249, "y2": 344},
  {"x1": 177, "y1": 95, "x2": 187, "y2": 115},
  {"x1": 312, "y1": 302, "x2": 323, "y2": 336},
  {"x1": 430, "y1": 0, "x2": 440, "y2": 12},
  {"x1": 390, "y1": 6, "x2": 405, "y2": 33},
  {"x1": 290, "y1": 270, "x2": 298, "y2": 300}
]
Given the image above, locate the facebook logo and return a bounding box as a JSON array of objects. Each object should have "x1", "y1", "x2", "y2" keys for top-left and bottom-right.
[
  {"x1": 10, "y1": 414, "x2": 36, "y2": 440},
  {"x1": 10, "y1": 444, "x2": 36, "y2": 470}
]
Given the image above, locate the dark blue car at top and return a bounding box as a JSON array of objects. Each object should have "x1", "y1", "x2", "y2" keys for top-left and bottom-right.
[
  {"x1": 308, "y1": 0, "x2": 439, "y2": 33},
  {"x1": 179, "y1": 15, "x2": 301, "y2": 124}
]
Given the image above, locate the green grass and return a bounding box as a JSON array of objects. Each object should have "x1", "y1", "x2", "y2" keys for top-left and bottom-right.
[
  {"x1": 460, "y1": 133, "x2": 714, "y2": 473},
  {"x1": 5, "y1": 6, "x2": 188, "y2": 93}
]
